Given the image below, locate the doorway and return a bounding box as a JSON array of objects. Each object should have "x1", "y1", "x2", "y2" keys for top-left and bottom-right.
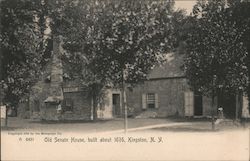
[
  {"x1": 34, "y1": 100, "x2": 40, "y2": 112},
  {"x1": 112, "y1": 94, "x2": 121, "y2": 116},
  {"x1": 194, "y1": 92, "x2": 203, "y2": 116},
  {"x1": 218, "y1": 91, "x2": 236, "y2": 119}
]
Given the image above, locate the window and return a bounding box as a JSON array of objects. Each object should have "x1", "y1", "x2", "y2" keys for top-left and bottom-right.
[
  {"x1": 147, "y1": 93, "x2": 156, "y2": 108},
  {"x1": 142, "y1": 93, "x2": 159, "y2": 109},
  {"x1": 62, "y1": 98, "x2": 73, "y2": 112},
  {"x1": 34, "y1": 100, "x2": 40, "y2": 112}
]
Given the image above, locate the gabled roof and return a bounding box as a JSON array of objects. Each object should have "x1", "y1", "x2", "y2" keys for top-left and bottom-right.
[{"x1": 148, "y1": 53, "x2": 185, "y2": 79}]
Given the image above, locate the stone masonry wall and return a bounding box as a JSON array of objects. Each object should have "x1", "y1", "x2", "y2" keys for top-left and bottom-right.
[
  {"x1": 127, "y1": 78, "x2": 188, "y2": 117},
  {"x1": 49, "y1": 36, "x2": 63, "y2": 100},
  {"x1": 126, "y1": 78, "x2": 214, "y2": 118},
  {"x1": 62, "y1": 91, "x2": 92, "y2": 121},
  {"x1": 27, "y1": 36, "x2": 92, "y2": 121}
]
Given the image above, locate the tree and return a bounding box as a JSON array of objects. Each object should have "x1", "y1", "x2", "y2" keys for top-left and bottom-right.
[
  {"x1": 227, "y1": 0, "x2": 250, "y2": 112},
  {"x1": 0, "y1": 0, "x2": 51, "y2": 106},
  {"x1": 184, "y1": 0, "x2": 249, "y2": 122},
  {"x1": 60, "y1": 0, "x2": 177, "y2": 124}
]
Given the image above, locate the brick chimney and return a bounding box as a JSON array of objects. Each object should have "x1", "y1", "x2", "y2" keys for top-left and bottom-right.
[{"x1": 44, "y1": 35, "x2": 64, "y2": 103}]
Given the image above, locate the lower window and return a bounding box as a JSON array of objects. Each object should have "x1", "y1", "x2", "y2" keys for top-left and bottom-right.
[
  {"x1": 62, "y1": 98, "x2": 73, "y2": 112},
  {"x1": 147, "y1": 93, "x2": 156, "y2": 108}
]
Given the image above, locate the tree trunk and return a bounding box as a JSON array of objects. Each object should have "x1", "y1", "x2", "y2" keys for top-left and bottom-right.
[
  {"x1": 235, "y1": 90, "x2": 239, "y2": 121},
  {"x1": 211, "y1": 76, "x2": 216, "y2": 130},
  {"x1": 0, "y1": 41, "x2": 4, "y2": 105},
  {"x1": 246, "y1": 33, "x2": 250, "y2": 114},
  {"x1": 92, "y1": 84, "x2": 101, "y2": 121},
  {"x1": 211, "y1": 90, "x2": 215, "y2": 130},
  {"x1": 248, "y1": 81, "x2": 250, "y2": 113},
  {"x1": 236, "y1": 89, "x2": 243, "y2": 123},
  {"x1": 92, "y1": 90, "x2": 97, "y2": 121},
  {"x1": 121, "y1": 69, "x2": 128, "y2": 133},
  {"x1": 235, "y1": 89, "x2": 244, "y2": 127}
]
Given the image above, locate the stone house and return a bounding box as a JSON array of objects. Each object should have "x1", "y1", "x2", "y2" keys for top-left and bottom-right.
[
  {"x1": 126, "y1": 53, "x2": 250, "y2": 119},
  {"x1": 18, "y1": 37, "x2": 250, "y2": 120},
  {"x1": 18, "y1": 37, "x2": 124, "y2": 121},
  {"x1": 27, "y1": 78, "x2": 123, "y2": 121},
  {"x1": 23, "y1": 37, "x2": 91, "y2": 121}
]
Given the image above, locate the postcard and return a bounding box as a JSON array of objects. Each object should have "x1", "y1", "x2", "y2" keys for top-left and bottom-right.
[{"x1": 1, "y1": 0, "x2": 250, "y2": 160}]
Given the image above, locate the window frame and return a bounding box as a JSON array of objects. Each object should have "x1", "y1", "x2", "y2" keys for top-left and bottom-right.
[
  {"x1": 146, "y1": 93, "x2": 156, "y2": 109},
  {"x1": 62, "y1": 98, "x2": 74, "y2": 112}
]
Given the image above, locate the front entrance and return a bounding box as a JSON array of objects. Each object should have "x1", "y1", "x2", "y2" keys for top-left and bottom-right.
[
  {"x1": 194, "y1": 92, "x2": 203, "y2": 116},
  {"x1": 33, "y1": 100, "x2": 40, "y2": 112},
  {"x1": 112, "y1": 94, "x2": 121, "y2": 116},
  {"x1": 218, "y1": 91, "x2": 236, "y2": 119}
]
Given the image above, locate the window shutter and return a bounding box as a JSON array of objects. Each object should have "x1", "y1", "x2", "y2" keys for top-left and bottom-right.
[
  {"x1": 184, "y1": 91, "x2": 194, "y2": 116},
  {"x1": 242, "y1": 96, "x2": 249, "y2": 117},
  {"x1": 142, "y1": 93, "x2": 147, "y2": 109},
  {"x1": 190, "y1": 92, "x2": 194, "y2": 115},
  {"x1": 155, "y1": 93, "x2": 159, "y2": 109}
]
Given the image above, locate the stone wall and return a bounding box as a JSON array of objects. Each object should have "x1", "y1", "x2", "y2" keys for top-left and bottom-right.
[
  {"x1": 29, "y1": 87, "x2": 92, "y2": 121},
  {"x1": 127, "y1": 78, "x2": 188, "y2": 117},
  {"x1": 48, "y1": 36, "x2": 63, "y2": 100},
  {"x1": 62, "y1": 91, "x2": 92, "y2": 121},
  {"x1": 126, "y1": 78, "x2": 215, "y2": 118},
  {"x1": 97, "y1": 88, "x2": 122, "y2": 119},
  {"x1": 26, "y1": 35, "x2": 93, "y2": 121},
  {"x1": 29, "y1": 62, "x2": 52, "y2": 120}
]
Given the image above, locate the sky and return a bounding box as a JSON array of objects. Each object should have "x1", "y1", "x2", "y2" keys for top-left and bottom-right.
[
  {"x1": 174, "y1": 0, "x2": 197, "y2": 14},
  {"x1": 44, "y1": 1, "x2": 197, "y2": 36}
]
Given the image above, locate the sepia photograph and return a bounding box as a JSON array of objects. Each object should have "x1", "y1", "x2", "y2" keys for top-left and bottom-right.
[{"x1": 1, "y1": 0, "x2": 250, "y2": 160}]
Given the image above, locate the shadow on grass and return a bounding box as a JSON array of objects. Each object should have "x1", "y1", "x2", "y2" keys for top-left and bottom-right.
[
  {"x1": 152, "y1": 126, "x2": 218, "y2": 132},
  {"x1": 28, "y1": 119, "x2": 113, "y2": 124},
  {"x1": 1, "y1": 126, "x2": 21, "y2": 131},
  {"x1": 166, "y1": 116, "x2": 250, "y2": 124},
  {"x1": 161, "y1": 116, "x2": 211, "y2": 122}
]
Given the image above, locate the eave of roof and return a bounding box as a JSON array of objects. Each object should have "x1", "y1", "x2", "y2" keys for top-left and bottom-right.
[{"x1": 147, "y1": 52, "x2": 185, "y2": 79}]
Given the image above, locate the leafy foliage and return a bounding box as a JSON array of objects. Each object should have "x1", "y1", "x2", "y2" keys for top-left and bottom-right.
[
  {"x1": 62, "y1": 0, "x2": 177, "y2": 87},
  {"x1": 1, "y1": 0, "x2": 180, "y2": 119},
  {"x1": 227, "y1": 1, "x2": 250, "y2": 104},
  {"x1": 50, "y1": 0, "x2": 179, "y2": 119},
  {"x1": 184, "y1": 0, "x2": 249, "y2": 95},
  {"x1": 0, "y1": 0, "x2": 51, "y2": 105}
]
